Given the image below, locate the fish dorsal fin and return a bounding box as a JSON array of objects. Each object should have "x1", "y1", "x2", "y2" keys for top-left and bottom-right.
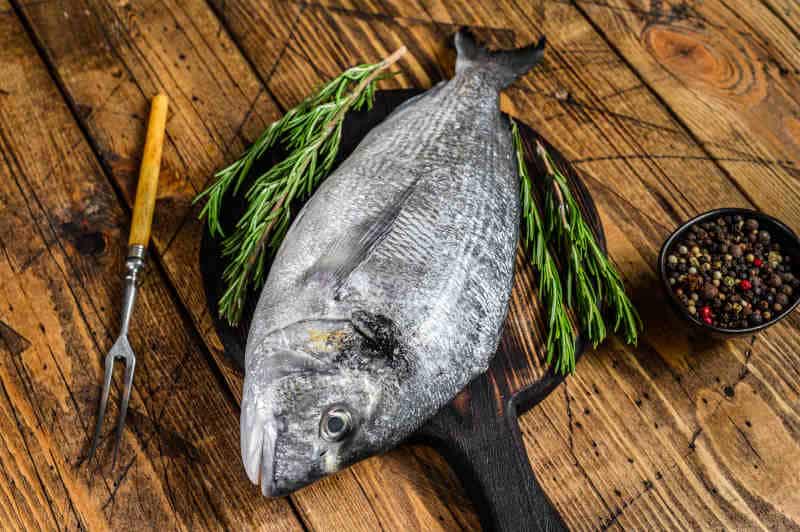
[{"x1": 304, "y1": 175, "x2": 420, "y2": 293}]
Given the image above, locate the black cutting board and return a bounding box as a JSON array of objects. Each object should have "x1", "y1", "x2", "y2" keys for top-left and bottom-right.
[{"x1": 199, "y1": 89, "x2": 605, "y2": 532}]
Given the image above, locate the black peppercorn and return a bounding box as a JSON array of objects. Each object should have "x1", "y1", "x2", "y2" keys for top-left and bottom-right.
[
  {"x1": 666, "y1": 215, "x2": 797, "y2": 329},
  {"x1": 703, "y1": 283, "x2": 718, "y2": 299}
]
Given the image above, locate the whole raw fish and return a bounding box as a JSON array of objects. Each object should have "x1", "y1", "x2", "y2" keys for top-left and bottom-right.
[{"x1": 241, "y1": 30, "x2": 545, "y2": 496}]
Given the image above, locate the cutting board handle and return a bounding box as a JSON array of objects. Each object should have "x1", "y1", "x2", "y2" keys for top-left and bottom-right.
[{"x1": 416, "y1": 376, "x2": 567, "y2": 532}]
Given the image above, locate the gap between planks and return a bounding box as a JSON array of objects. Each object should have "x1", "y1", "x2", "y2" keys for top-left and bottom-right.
[
  {"x1": 566, "y1": 0, "x2": 764, "y2": 211},
  {"x1": 4, "y1": 1, "x2": 311, "y2": 530},
  {"x1": 9, "y1": 0, "x2": 797, "y2": 529},
  {"x1": 5, "y1": 0, "x2": 242, "y2": 419},
  {"x1": 205, "y1": 0, "x2": 300, "y2": 114}
]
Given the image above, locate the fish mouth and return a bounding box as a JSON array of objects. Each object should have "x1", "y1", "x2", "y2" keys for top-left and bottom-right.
[
  {"x1": 241, "y1": 403, "x2": 279, "y2": 496},
  {"x1": 240, "y1": 343, "x2": 342, "y2": 496},
  {"x1": 239, "y1": 344, "x2": 332, "y2": 495},
  {"x1": 241, "y1": 402, "x2": 323, "y2": 497},
  {"x1": 240, "y1": 353, "x2": 320, "y2": 498}
]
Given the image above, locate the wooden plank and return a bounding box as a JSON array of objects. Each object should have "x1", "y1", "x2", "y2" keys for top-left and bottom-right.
[
  {"x1": 13, "y1": 0, "x2": 800, "y2": 529},
  {"x1": 569, "y1": 0, "x2": 800, "y2": 233},
  {"x1": 761, "y1": 0, "x2": 800, "y2": 35},
  {"x1": 209, "y1": 0, "x2": 800, "y2": 528},
  {"x1": 0, "y1": 321, "x2": 71, "y2": 532},
  {"x1": 14, "y1": 0, "x2": 475, "y2": 529},
  {"x1": 493, "y1": 3, "x2": 800, "y2": 527},
  {"x1": 488, "y1": 4, "x2": 800, "y2": 528},
  {"x1": 0, "y1": 7, "x2": 301, "y2": 531}
]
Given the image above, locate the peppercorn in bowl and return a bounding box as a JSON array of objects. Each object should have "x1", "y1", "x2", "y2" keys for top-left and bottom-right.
[{"x1": 659, "y1": 208, "x2": 800, "y2": 337}]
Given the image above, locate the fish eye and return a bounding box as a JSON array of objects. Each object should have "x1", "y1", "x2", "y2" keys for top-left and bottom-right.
[{"x1": 320, "y1": 406, "x2": 353, "y2": 442}]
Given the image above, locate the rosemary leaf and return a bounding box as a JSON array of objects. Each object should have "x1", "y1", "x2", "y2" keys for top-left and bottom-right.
[
  {"x1": 196, "y1": 46, "x2": 407, "y2": 325},
  {"x1": 536, "y1": 141, "x2": 642, "y2": 347},
  {"x1": 511, "y1": 119, "x2": 576, "y2": 374}
]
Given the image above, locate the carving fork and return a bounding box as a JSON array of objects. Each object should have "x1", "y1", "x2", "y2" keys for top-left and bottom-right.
[{"x1": 87, "y1": 94, "x2": 169, "y2": 469}]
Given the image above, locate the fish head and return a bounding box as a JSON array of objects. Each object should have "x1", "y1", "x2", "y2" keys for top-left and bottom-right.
[{"x1": 241, "y1": 314, "x2": 407, "y2": 496}]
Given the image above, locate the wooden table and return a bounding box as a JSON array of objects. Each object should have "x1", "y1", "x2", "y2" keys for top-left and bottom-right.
[{"x1": 1, "y1": 0, "x2": 799, "y2": 529}]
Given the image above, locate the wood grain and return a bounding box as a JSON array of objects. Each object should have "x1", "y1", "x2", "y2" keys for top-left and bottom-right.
[
  {"x1": 762, "y1": 0, "x2": 800, "y2": 36},
  {"x1": 13, "y1": 0, "x2": 474, "y2": 529},
  {"x1": 205, "y1": 0, "x2": 800, "y2": 528},
  {"x1": 2, "y1": 0, "x2": 800, "y2": 530},
  {"x1": 0, "y1": 8, "x2": 300, "y2": 531},
  {"x1": 571, "y1": 0, "x2": 800, "y2": 232}
]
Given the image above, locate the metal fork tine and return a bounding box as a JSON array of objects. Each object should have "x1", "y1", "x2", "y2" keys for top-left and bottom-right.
[
  {"x1": 87, "y1": 350, "x2": 117, "y2": 464},
  {"x1": 111, "y1": 356, "x2": 136, "y2": 470}
]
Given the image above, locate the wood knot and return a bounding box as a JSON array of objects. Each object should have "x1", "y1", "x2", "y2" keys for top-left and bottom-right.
[
  {"x1": 643, "y1": 25, "x2": 767, "y2": 105},
  {"x1": 60, "y1": 221, "x2": 107, "y2": 256}
]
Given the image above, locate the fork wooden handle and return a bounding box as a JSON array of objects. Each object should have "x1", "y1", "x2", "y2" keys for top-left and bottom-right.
[{"x1": 129, "y1": 93, "x2": 169, "y2": 247}]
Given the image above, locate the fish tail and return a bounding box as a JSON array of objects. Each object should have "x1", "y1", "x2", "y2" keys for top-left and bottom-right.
[{"x1": 454, "y1": 28, "x2": 546, "y2": 89}]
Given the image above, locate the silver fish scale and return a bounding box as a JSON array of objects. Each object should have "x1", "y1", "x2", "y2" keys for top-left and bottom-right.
[
  {"x1": 241, "y1": 31, "x2": 545, "y2": 496},
  {"x1": 251, "y1": 73, "x2": 517, "y2": 428}
]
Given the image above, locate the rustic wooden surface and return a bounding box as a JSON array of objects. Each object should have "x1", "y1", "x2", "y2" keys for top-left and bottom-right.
[{"x1": 1, "y1": 0, "x2": 799, "y2": 530}]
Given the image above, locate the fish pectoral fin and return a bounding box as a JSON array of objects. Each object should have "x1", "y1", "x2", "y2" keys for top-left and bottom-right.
[{"x1": 303, "y1": 174, "x2": 421, "y2": 294}]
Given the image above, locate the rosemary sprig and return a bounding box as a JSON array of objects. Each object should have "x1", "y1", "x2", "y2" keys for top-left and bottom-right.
[
  {"x1": 536, "y1": 141, "x2": 641, "y2": 347},
  {"x1": 511, "y1": 120, "x2": 576, "y2": 374},
  {"x1": 196, "y1": 47, "x2": 407, "y2": 325},
  {"x1": 540, "y1": 150, "x2": 606, "y2": 346}
]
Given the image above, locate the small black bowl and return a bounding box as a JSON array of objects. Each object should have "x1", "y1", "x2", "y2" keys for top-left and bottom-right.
[{"x1": 658, "y1": 208, "x2": 800, "y2": 337}]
